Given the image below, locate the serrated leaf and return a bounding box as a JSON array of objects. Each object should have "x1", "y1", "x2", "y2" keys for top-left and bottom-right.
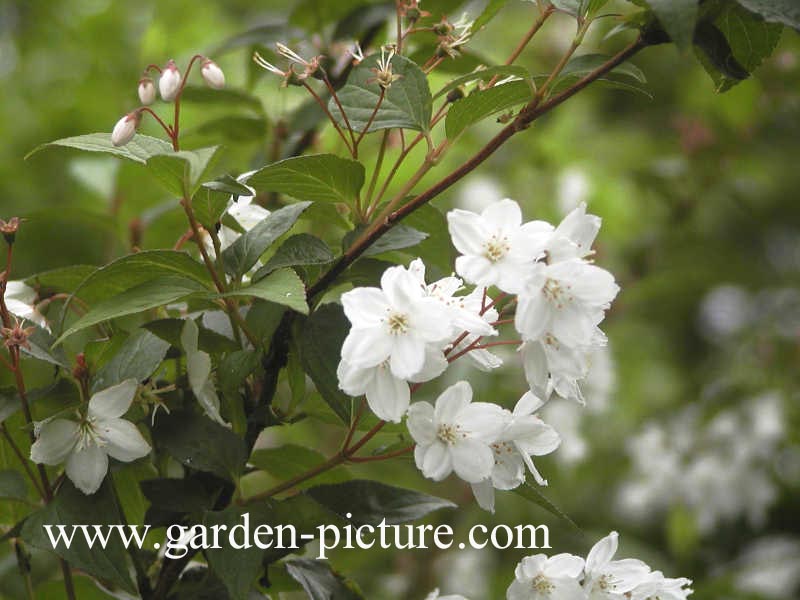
[
  {"x1": 445, "y1": 80, "x2": 532, "y2": 139},
  {"x1": 222, "y1": 201, "x2": 312, "y2": 277},
  {"x1": 736, "y1": 0, "x2": 800, "y2": 31},
  {"x1": 296, "y1": 304, "x2": 352, "y2": 423},
  {"x1": 145, "y1": 146, "x2": 222, "y2": 198},
  {"x1": 285, "y1": 559, "x2": 364, "y2": 600},
  {"x1": 306, "y1": 480, "x2": 456, "y2": 526},
  {"x1": 56, "y1": 275, "x2": 208, "y2": 344},
  {"x1": 21, "y1": 479, "x2": 136, "y2": 594},
  {"x1": 91, "y1": 329, "x2": 170, "y2": 393},
  {"x1": 153, "y1": 411, "x2": 246, "y2": 480},
  {"x1": 434, "y1": 65, "x2": 531, "y2": 99},
  {"x1": 643, "y1": 0, "x2": 698, "y2": 49},
  {"x1": 26, "y1": 133, "x2": 173, "y2": 164},
  {"x1": 246, "y1": 154, "x2": 364, "y2": 204},
  {"x1": 330, "y1": 53, "x2": 433, "y2": 133},
  {"x1": 216, "y1": 268, "x2": 308, "y2": 314},
  {"x1": 253, "y1": 234, "x2": 334, "y2": 281}
]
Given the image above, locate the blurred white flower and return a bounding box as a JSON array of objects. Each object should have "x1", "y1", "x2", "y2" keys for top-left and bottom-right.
[
  {"x1": 424, "y1": 589, "x2": 469, "y2": 600},
  {"x1": 557, "y1": 168, "x2": 591, "y2": 214},
  {"x1": 630, "y1": 571, "x2": 693, "y2": 600},
  {"x1": 30, "y1": 380, "x2": 150, "y2": 495},
  {"x1": 733, "y1": 536, "x2": 800, "y2": 598}
]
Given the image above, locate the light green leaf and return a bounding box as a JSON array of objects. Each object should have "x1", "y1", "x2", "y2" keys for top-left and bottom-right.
[
  {"x1": 56, "y1": 275, "x2": 208, "y2": 344},
  {"x1": 145, "y1": 146, "x2": 222, "y2": 198},
  {"x1": 330, "y1": 53, "x2": 433, "y2": 132},
  {"x1": 222, "y1": 201, "x2": 312, "y2": 277},
  {"x1": 91, "y1": 329, "x2": 170, "y2": 392},
  {"x1": 217, "y1": 268, "x2": 308, "y2": 314},
  {"x1": 472, "y1": 0, "x2": 510, "y2": 32},
  {"x1": 643, "y1": 0, "x2": 698, "y2": 49},
  {"x1": 736, "y1": 0, "x2": 800, "y2": 31},
  {"x1": 445, "y1": 80, "x2": 532, "y2": 139},
  {"x1": 26, "y1": 133, "x2": 173, "y2": 164},
  {"x1": 252, "y1": 234, "x2": 334, "y2": 281},
  {"x1": 246, "y1": 155, "x2": 364, "y2": 204},
  {"x1": 306, "y1": 480, "x2": 456, "y2": 526},
  {"x1": 434, "y1": 65, "x2": 531, "y2": 99},
  {"x1": 25, "y1": 265, "x2": 97, "y2": 294}
]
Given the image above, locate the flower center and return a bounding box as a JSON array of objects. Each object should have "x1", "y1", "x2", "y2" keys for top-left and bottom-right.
[
  {"x1": 596, "y1": 573, "x2": 615, "y2": 591},
  {"x1": 437, "y1": 423, "x2": 461, "y2": 445},
  {"x1": 483, "y1": 234, "x2": 511, "y2": 262},
  {"x1": 542, "y1": 278, "x2": 572, "y2": 308},
  {"x1": 532, "y1": 574, "x2": 554, "y2": 594},
  {"x1": 75, "y1": 418, "x2": 105, "y2": 451},
  {"x1": 386, "y1": 311, "x2": 410, "y2": 335}
]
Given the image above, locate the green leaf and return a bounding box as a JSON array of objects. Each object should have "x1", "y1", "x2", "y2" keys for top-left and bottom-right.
[
  {"x1": 56, "y1": 275, "x2": 208, "y2": 344},
  {"x1": 68, "y1": 250, "x2": 212, "y2": 306},
  {"x1": 0, "y1": 470, "x2": 27, "y2": 501},
  {"x1": 445, "y1": 80, "x2": 532, "y2": 139},
  {"x1": 399, "y1": 204, "x2": 455, "y2": 275},
  {"x1": 245, "y1": 301, "x2": 286, "y2": 348},
  {"x1": 25, "y1": 265, "x2": 97, "y2": 294},
  {"x1": 285, "y1": 559, "x2": 364, "y2": 600},
  {"x1": 23, "y1": 325, "x2": 69, "y2": 367},
  {"x1": 201, "y1": 173, "x2": 253, "y2": 197},
  {"x1": 21, "y1": 479, "x2": 136, "y2": 594},
  {"x1": 249, "y1": 444, "x2": 348, "y2": 490},
  {"x1": 252, "y1": 234, "x2": 334, "y2": 281},
  {"x1": 26, "y1": 133, "x2": 173, "y2": 164},
  {"x1": 361, "y1": 224, "x2": 429, "y2": 257},
  {"x1": 643, "y1": 0, "x2": 699, "y2": 49},
  {"x1": 145, "y1": 146, "x2": 222, "y2": 198},
  {"x1": 91, "y1": 329, "x2": 170, "y2": 392},
  {"x1": 472, "y1": 0, "x2": 510, "y2": 32},
  {"x1": 296, "y1": 304, "x2": 352, "y2": 423},
  {"x1": 140, "y1": 478, "x2": 215, "y2": 514},
  {"x1": 330, "y1": 53, "x2": 433, "y2": 133},
  {"x1": 153, "y1": 411, "x2": 246, "y2": 481},
  {"x1": 434, "y1": 65, "x2": 531, "y2": 99},
  {"x1": 306, "y1": 480, "x2": 456, "y2": 526},
  {"x1": 558, "y1": 53, "x2": 647, "y2": 82},
  {"x1": 217, "y1": 268, "x2": 308, "y2": 314},
  {"x1": 513, "y1": 482, "x2": 582, "y2": 532},
  {"x1": 222, "y1": 201, "x2": 312, "y2": 277},
  {"x1": 694, "y1": 21, "x2": 751, "y2": 87},
  {"x1": 246, "y1": 155, "x2": 364, "y2": 204},
  {"x1": 550, "y1": 0, "x2": 582, "y2": 17},
  {"x1": 736, "y1": 0, "x2": 800, "y2": 31}
]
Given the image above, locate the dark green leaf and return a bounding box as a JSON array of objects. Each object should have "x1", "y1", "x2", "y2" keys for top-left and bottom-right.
[
  {"x1": 306, "y1": 480, "x2": 456, "y2": 526},
  {"x1": 434, "y1": 65, "x2": 531, "y2": 99},
  {"x1": 296, "y1": 304, "x2": 352, "y2": 423},
  {"x1": 140, "y1": 478, "x2": 215, "y2": 514},
  {"x1": 362, "y1": 225, "x2": 429, "y2": 257},
  {"x1": 91, "y1": 329, "x2": 170, "y2": 392},
  {"x1": 153, "y1": 411, "x2": 247, "y2": 481},
  {"x1": 22, "y1": 325, "x2": 69, "y2": 367},
  {"x1": 694, "y1": 21, "x2": 751, "y2": 87},
  {"x1": 222, "y1": 201, "x2": 312, "y2": 277},
  {"x1": 56, "y1": 275, "x2": 208, "y2": 344},
  {"x1": 145, "y1": 146, "x2": 222, "y2": 198},
  {"x1": 285, "y1": 559, "x2": 364, "y2": 600},
  {"x1": 202, "y1": 174, "x2": 254, "y2": 197},
  {"x1": 245, "y1": 301, "x2": 286, "y2": 348},
  {"x1": 445, "y1": 80, "x2": 532, "y2": 139},
  {"x1": 246, "y1": 155, "x2": 364, "y2": 204},
  {"x1": 250, "y1": 444, "x2": 348, "y2": 489},
  {"x1": 26, "y1": 133, "x2": 173, "y2": 164},
  {"x1": 736, "y1": 0, "x2": 800, "y2": 31},
  {"x1": 643, "y1": 0, "x2": 698, "y2": 49},
  {"x1": 216, "y1": 268, "x2": 308, "y2": 314},
  {"x1": 24, "y1": 265, "x2": 97, "y2": 294},
  {"x1": 330, "y1": 53, "x2": 433, "y2": 132},
  {"x1": 396, "y1": 204, "x2": 454, "y2": 275},
  {"x1": 21, "y1": 479, "x2": 136, "y2": 594},
  {"x1": 0, "y1": 470, "x2": 28, "y2": 501},
  {"x1": 252, "y1": 234, "x2": 334, "y2": 280}
]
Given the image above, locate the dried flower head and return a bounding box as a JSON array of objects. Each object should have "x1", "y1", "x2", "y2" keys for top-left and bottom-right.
[
  {"x1": 2, "y1": 317, "x2": 35, "y2": 350},
  {"x1": 0, "y1": 217, "x2": 21, "y2": 244},
  {"x1": 368, "y1": 46, "x2": 403, "y2": 89}
]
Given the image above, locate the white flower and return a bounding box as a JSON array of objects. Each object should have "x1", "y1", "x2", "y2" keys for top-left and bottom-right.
[
  {"x1": 506, "y1": 553, "x2": 586, "y2": 600},
  {"x1": 545, "y1": 202, "x2": 601, "y2": 263},
  {"x1": 448, "y1": 199, "x2": 552, "y2": 295},
  {"x1": 520, "y1": 333, "x2": 597, "y2": 403},
  {"x1": 515, "y1": 259, "x2": 618, "y2": 347},
  {"x1": 340, "y1": 262, "x2": 452, "y2": 380},
  {"x1": 4, "y1": 281, "x2": 47, "y2": 329},
  {"x1": 630, "y1": 571, "x2": 693, "y2": 600},
  {"x1": 407, "y1": 381, "x2": 508, "y2": 483},
  {"x1": 111, "y1": 112, "x2": 139, "y2": 147},
  {"x1": 425, "y1": 589, "x2": 469, "y2": 600},
  {"x1": 200, "y1": 59, "x2": 225, "y2": 89},
  {"x1": 30, "y1": 380, "x2": 150, "y2": 495},
  {"x1": 583, "y1": 532, "x2": 650, "y2": 599},
  {"x1": 159, "y1": 59, "x2": 182, "y2": 101},
  {"x1": 471, "y1": 392, "x2": 561, "y2": 512},
  {"x1": 138, "y1": 77, "x2": 156, "y2": 105}
]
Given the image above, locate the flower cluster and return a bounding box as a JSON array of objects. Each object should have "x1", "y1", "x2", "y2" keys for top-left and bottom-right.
[{"x1": 506, "y1": 531, "x2": 692, "y2": 599}]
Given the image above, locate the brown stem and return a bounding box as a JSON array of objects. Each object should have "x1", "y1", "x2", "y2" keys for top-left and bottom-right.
[
  {"x1": 353, "y1": 88, "x2": 385, "y2": 151},
  {"x1": 303, "y1": 82, "x2": 354, "y2": 155},
  {"x1": 171, "y1": 54, "x2": 205, "y2": 151},
  {"x1": 323, "y1": 76, "x2": 358, "y2": 153}
]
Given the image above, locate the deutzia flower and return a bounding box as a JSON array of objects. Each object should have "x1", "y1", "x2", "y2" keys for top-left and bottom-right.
[
  {"x1": 515, "y1": 258, "x2": 618, "y2": 347},
  {"x1": 30, "y1": 380, "x2": 150, "y2": 495},
  {"x1": 583, "y1": 532, "x2": 650, "y2": 599},
  {"x1": 545, "y1": 202, "x2": 601, "y2": 263},
  {"x1": 340, "y1": 262, "x2": 452, "y2": 380},
  {"x1": 407, "y1": 381, "x2": 508, "y2": 483},
  {"x1": 447, "y1": 199, "x2": 552, "y2": 294},
  {"x1": 630, "y1": 571, "x2": 693, "y2": 600},
  {"x1": 506, "y1": 553, "x2": 586, "y2": 600},
  {"x1": 4, "y1": 281, "x2": 47, "y2": 329},
  {"x1": 520, "y1": 332, "x2": 599, "y2": 403},
  {"x1": 471, "y1": 392, "x2": 560, "y2": 512}
]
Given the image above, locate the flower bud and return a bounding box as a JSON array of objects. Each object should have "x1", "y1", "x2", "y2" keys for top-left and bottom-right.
[
  {"x1": 111, "y1": 112, "x2": 140, "y2": 147},
  {"x1": 159, "y1": 59, "x2": 182, "y2": 101},
  {"x1": 200, "y1": 59, "x2": 225, "y2": 89},
  {"x1": 138, "y1": 77, "x2": 156, "y2": 105}
]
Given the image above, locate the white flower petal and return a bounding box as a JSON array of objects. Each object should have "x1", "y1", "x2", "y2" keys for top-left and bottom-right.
[
  {"x1": 30, "y1": 419, "x2": 79, "y2": 465},
  {"x1": 65, "y1": 443, "x2": 109, "y2": 495},
  {"x1": 365, "y1": 366, "x2": 410, "y2": 423},
  {"x1": 89, "y1": 379, "x2": 138, "y2": 420},
  {"x1": 97, "y1": 418, "x2": 151, "y2": 462},
  {"x1": 451, "y1": 439, "x2": 494, "y2": 483}
]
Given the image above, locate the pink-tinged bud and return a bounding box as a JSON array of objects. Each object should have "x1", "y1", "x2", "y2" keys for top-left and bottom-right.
[
  {"x1": 200, "y1": 59, "x2": 225, "y2": 89},
  {"x1": 138, "y1": 77, "x2": 156, "y2": 105},
  {"x1": 111, "y1": 112, "x2": 140, "y2": 147},
  {"x1": 159, "y1": 60, "x2": 182, "y2": 101}
]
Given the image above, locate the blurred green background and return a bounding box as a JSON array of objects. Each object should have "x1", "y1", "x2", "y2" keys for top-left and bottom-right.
[{"x1": 1, "y1": 0, "x2": 799, "y2": 598}]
